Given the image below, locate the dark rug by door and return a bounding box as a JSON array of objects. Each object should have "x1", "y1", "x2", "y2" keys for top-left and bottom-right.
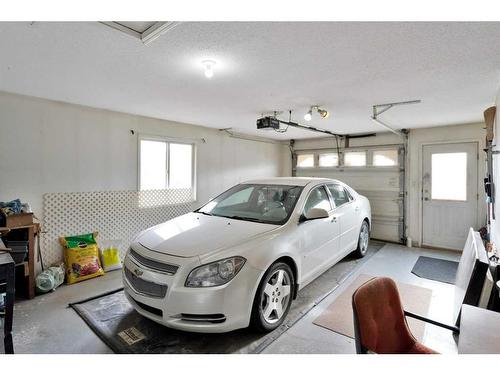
[
  {"x1": 70, "y1": 240, "x2": 385, "y2": 354},
  {"x1": 411, "y1": 256, "x2": 459, "y2": 284}
]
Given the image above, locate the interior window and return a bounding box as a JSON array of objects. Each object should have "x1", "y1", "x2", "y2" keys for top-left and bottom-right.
[
  {"x1": 344, "y1": 151, "x2": 366, "y2": 167},
  {"x1": 297, "y1": 154, "x2": 314, "y2": 168},
  {"x1": 373, "y1": 149, "x2": 398, "y2": 166},
  {"x1": 139, "y1": 138, "x2": 194, "y2": 190},
  {"x1": 303, "y1": 186, "x2": 332, "y2": 214},
  {"x1": 169, "y1": 143, "x2": 193, "y2": 188},
  {"x1": 327, "y1": 184, "x2": 350, "y2": 207},
  {"x1": 319, "y1": 153, "x2": 339, "y2": 167},
  {"x1": 140, "y1": 139, "x2": 167, "y2": 190}
]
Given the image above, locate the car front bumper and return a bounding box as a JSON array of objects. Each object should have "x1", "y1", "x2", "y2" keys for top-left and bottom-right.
[{"x1": 122, "y1": 244, "x2": 263, "y2": 333}]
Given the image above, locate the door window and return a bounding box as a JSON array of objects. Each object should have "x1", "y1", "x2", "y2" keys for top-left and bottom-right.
[
  {"x1": 327, "y1": 184, "x2": 350, "y2": 207},
  {"x1": 431, "y1": 152, "x2": 467, "y2": 201},
  {"x1": 304, "y1": 186, "x2": 332, "y2": 214}
]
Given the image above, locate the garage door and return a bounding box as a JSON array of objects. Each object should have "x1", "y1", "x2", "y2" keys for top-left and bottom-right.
[{"x1": 293, "y1": 146, "x2": 405, "y2": 243}]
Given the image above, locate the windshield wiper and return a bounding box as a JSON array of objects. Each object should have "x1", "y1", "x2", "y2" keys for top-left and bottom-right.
[
  {"x1": 226, "y1": 215, "x2": 263, "y2": 223},
  {"x1": 196, "y1": 211, "x2": 213, "y2": 216}
]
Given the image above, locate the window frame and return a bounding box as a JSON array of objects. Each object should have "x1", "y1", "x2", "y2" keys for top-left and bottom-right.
[{"x1": 138, "y1": 134, "x2": 197, "y2": 196}]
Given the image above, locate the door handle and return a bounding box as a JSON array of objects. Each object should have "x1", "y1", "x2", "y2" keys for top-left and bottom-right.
[{"x1": 355, "y1": 206, "x2": 360, "y2": 211}]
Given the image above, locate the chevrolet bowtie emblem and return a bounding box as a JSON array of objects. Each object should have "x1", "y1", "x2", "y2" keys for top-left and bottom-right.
[{"x1": 133, "y1": 268, "x2": 143, "y2": 277}]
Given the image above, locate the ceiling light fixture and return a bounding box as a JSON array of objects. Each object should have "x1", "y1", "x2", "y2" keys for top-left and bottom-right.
[
  {"x1": 318, "y1": 108, "x2": 329, "y2": 119},
  {"x1": 305, "y1": 105, "x2": 329, "y2": 121},
  {"x1": 202, "y1": 60, "x2": 216, "y2": 79},
  {"x1": 304, "y1": 110, "x2": 312, "y2": 122}
]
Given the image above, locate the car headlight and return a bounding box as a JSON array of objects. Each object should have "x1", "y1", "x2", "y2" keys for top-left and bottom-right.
[{"x1": 185, "y1": 257, "x2": 246, "y2": 287}]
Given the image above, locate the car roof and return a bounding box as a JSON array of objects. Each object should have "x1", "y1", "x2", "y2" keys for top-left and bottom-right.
[{"x1": 241, "y1": 177, "x2": 340, "y2": 187}]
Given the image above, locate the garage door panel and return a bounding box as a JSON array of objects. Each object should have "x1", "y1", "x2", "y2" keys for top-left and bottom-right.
[
  {"x1": 363, "y1": 193, "x2": 401, "y2": 218},
  {"x1": 370, "y1": 216, "x2": 401, "y2": 242},
  {"x1": 295, "y1": 148, "x2": 404, "y2": 243},
  {"x1": 301, "y1": 168, "x2": 400, "y2": 192}
]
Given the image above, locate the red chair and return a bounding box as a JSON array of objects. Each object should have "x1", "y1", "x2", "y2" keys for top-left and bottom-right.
[{"x1": 352, "y1": 277, "x2": 458, "y2": 354}]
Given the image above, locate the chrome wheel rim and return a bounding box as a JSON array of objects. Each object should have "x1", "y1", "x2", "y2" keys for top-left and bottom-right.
[
  {"x1": 261, "y1": 269, "x2": 291, "y2": 324},
  {"x1": 359, "y1": 223, "x2": 369, "y2": 253}
]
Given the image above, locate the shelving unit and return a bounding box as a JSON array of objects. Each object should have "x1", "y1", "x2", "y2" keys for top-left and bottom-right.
[{"x1": 0, "y1": 223, "x2": 40, "y2": 299}]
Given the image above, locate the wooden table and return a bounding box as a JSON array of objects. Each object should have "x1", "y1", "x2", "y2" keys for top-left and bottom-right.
[
  {"x1": 0, "y1": 223, "x2": 39, "y2": 299},
  {"x1": 0, "y1": 252, "x2": 15, "y2": 354},
  {"x1": 458, "y1": 304, "x2": 500, "y2": 354}
]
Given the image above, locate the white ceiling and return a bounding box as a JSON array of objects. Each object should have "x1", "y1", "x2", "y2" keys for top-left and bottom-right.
[{"x1": 0, "y1": 22, "x2": 499, "y2": 139}]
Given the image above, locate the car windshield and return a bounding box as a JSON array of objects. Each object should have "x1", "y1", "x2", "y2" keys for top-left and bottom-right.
[{"x1": 196, "y1": 184, "x2": 303, "y2": 225}]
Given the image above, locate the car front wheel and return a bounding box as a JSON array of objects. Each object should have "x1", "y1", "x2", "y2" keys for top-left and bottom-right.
[{"x1": 250, "y1": 262, "x2": 295, "y2": 332}]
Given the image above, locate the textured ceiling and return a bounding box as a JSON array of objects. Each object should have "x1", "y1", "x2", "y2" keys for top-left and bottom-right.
[{"x1": 0, "y1": 22, "x2": 499, "y2": 139}]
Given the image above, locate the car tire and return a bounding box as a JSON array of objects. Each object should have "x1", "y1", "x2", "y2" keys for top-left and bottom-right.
[
  {"x1": 354, "y1": 220, "x2": 370, "y2": 258},
  {"x1": 250, "y1": 262, "x2": 295, "y2": 332}
]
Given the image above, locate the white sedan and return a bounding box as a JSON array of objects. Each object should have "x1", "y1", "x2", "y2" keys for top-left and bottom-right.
[{"x1": 123, "y1": 177, "x2": 371, "y2": 333}]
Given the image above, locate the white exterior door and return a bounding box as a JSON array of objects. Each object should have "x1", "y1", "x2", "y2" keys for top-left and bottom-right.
[{"x1": 422, "y1": 142, "x2": 478, "y2": 250}]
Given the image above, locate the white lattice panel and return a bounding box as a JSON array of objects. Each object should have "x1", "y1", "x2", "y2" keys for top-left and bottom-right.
[{"x1": 42, "y1": 189, "x2": 194, "y2": 267}]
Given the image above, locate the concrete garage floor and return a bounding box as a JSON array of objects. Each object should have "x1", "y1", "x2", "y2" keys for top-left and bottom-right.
[
  {"x1": 8, "y1": 243, "x2": 460, "y2": 354},
  {"x1": 264, "y1": 243, "x2": 461, "y2": 354}
]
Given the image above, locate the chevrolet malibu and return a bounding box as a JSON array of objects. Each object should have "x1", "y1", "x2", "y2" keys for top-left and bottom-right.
[{"x1": 123, "y1": 177, "x2": 371, "y2": 333}]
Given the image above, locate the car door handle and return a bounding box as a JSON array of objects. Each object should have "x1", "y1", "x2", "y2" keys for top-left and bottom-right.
[{"x1": 355, "y1": 206, "x2": 360, "y2": 211}]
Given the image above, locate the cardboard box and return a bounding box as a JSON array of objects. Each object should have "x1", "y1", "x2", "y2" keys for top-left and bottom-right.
[{"x1": 5, "y1": 213, "x2": 33, "y2": 228}]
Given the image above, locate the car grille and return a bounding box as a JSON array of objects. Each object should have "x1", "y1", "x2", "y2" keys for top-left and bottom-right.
[
  {"x1": 130, "y1": 249, "x2": 179, "y2": 275},
  {"x1": 124, "y1": 267, "x2": 168, "y2": 298}
]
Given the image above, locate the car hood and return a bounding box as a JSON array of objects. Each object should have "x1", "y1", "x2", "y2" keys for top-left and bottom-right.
[{"x1": 137, "y1": 212, "x2": 278, "y2": 258}]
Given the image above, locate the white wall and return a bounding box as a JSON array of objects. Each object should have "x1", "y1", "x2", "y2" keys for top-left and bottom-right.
[{"x1": 0, "y1": 91, "x2": 291, "y2": 219}]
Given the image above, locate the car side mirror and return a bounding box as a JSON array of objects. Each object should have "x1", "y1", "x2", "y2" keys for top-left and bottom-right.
[{"x1": 300, "y1": 208, "x2": 329, "y2": 222}]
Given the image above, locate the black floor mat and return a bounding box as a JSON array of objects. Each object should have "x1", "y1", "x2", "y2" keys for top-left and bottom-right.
[
  {"x1": 411, "y1": 256, "x2": 459, "y2": 284},
  {"x1": 70, "y1": 240, "x2": 385, "y2": 354}
]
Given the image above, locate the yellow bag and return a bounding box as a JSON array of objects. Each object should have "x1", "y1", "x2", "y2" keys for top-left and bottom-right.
[
  {"x1": 100, "y1": 239, "x2": 122, "y2": 272},
  {"x1": 59, "y1": 232, "x2": 105, "y2": 284}
]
